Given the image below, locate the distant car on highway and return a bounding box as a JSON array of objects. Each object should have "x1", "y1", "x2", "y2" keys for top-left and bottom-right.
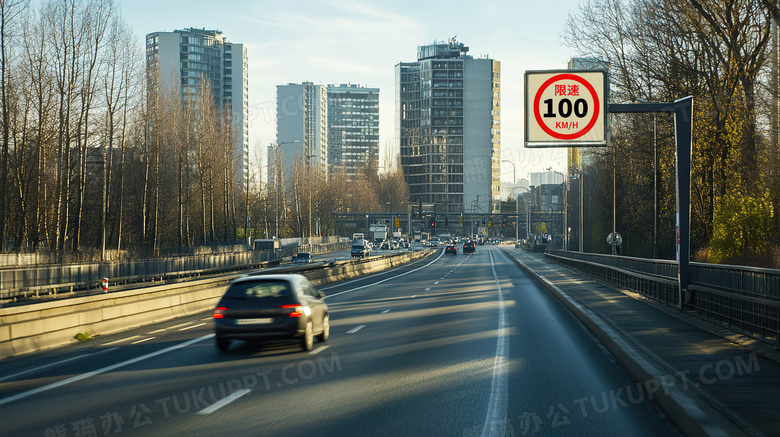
[
  {"x1": 292, "y1": 252, "x2": 313, "y2": 263},
  {"x1": 351, "y1": 239, "x2": 371, "y2": 258},
  {"x1": 213, "y1": 274, "x2": 329, "y2": 352},
  {"x1": 445, "y1": 244, "x2": 457, "y2": 255},
  {"x1": 463, "y1": 240, "x2": 476, "y2": 254}
]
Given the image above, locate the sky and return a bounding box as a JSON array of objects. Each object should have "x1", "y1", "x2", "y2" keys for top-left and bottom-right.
[{"x1": 119, "y1": 0, "x2": 585, "y2": 183}]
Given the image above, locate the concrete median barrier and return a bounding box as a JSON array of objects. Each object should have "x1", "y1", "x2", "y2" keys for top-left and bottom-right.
[{"x1": 0, "y1": 250, "x2": 433, "y2": 359}]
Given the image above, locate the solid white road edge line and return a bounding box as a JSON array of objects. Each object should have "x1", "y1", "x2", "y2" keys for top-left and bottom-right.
[
  {"x1": 0, "y1": 334, "x2": 214, "y2": 407},
  {"x1": 195, "y1": 389, "x2": 251, "y2": 415},
  {"x1": 321, "y1": 251, "x2": 445, "y2": 298},
  {"x1": 0, "y1": 348, "x2": 118, "y2": 383},
  {"x1": 481, "y1": 250, "x2": 509, "y2": 437}
]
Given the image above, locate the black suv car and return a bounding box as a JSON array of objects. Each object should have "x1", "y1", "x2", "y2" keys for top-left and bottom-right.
[
  {"x1": 213, "y1": 274, "x2": 329, "y2": 352},
  {"x1": 463, "y1": 240, "x2": 476, "y2": 254}
]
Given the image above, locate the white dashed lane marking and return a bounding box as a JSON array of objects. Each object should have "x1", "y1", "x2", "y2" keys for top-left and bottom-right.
[
  {"x1": 196, "y1": 389, "x2": 251, "y2": 415},
  {"x1": 102, "y1": 336, "x2": 141, "y2": 346},
  {"x1": 179, "y1": 323, "x2": 206, "y2": 331},
  {"x1": 310, "y1": 346, "x2": 330, "y2": 355},
  {"x1": 346, "y1": 325, "x2": 365, "y2": 334}
]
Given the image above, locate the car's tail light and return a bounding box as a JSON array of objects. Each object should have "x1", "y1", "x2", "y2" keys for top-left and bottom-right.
[
  {"x1": 214, "y1": 307, "x2": 228, "y2": 319},
  {"x1": 281, "y1": 304, "x2": 304, "y2": 317}
]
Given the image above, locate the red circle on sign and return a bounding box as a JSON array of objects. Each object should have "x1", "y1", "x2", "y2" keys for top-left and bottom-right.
[{"x1": 533, "y1": 73, "x2": 600, "y2": 140}]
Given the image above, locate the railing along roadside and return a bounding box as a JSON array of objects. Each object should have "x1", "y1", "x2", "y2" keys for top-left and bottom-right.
[
  {"x1": 688, "y1": 262, "x2": 780, "y2": 342},
  {"x1": 545, "y1": 250, "x2": 779, "y2": 344},
  {"x1": 0, "y1": 242, "x2": 351, "y2": 302}
]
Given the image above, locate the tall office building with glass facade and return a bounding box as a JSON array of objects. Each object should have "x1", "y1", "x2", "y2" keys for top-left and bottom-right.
[
  {"x1": 326, "y1": 84, "x2": 380, "y2": 181},
  {"x1": 273, "y1": 82, "x2": 328, "y2": 193},
  {"x1": 396, "y1": 39, "x2": 501, "y2": 214},
  {"x1": 145, "y1": 28, "x2": 249, "y2": 187}
]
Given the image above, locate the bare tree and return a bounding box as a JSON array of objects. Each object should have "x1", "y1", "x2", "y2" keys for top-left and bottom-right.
[
  {"x1": 100, "y1": 14, "x2": 135, "y2": 257},
  {"x1": 0, "y1": 0, "x2": 30, "y2": 252},
  {"x1": 70, "y1": 0, "x2": 112, "y2": 254},
  {"x1": 21, "y1": 6, "x2": 57, "y2": 252}
]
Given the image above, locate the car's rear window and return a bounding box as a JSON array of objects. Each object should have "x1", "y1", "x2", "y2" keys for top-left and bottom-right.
[{"x1": 225, "y1": 280, "x2": 292, "y2": 299}]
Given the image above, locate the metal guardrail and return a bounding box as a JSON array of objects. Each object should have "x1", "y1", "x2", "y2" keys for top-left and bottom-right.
[
  {"x1": 0, "y1": 242, "x2": 351, "y2": 301},
  {"x1": 545, "y1": 251, "x2": 679, "y2": 306},
  {"x1": 545, "y1": 250, "x2": 779, "y2": 343},
  {"x1": 687, "y1": 263, "x2": 780, "y2": 342},
  {"x1": 547, "y1": 250, "x2": 679, "y2": 278}
]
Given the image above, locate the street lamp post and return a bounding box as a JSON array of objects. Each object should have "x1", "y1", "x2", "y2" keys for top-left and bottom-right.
[
  {"x1": 653, "y1": 112, "x2": 658, "y2": 258},
  {"x1": 245, "y1": 155, "x2": 251, "y2": 248},
  {"x1": 305, "y1": 153, "x2": 314, "y2": 241},
  {"x1": 529, "y1": 185, "x2": 535, "y2": 242},
  {"x1": 636, "y1": 98, "x2": 658, "y2": 258},
  {"x1": 273, "y1": 140, "x2": 300, "y2": 238},
  {"x1": 502, "y1": 160, "x2": 518, "y2": 243},
  {"x1": 515, "y1": 186, "x2": 530, "y2": 242},
  {"x1": 612, "y1": 150, "x2": 617, "y2": 255},
  {"x1": 549, "y1": 168, "x2": 566, "y2": 250},
  {"x1": 570, "y1": 169, "x2": 586, "y2": 252}
]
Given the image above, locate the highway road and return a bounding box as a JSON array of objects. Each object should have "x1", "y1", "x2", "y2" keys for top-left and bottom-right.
[{"x1": 0, "y1": 246, "x2": 677, "y2": 436}]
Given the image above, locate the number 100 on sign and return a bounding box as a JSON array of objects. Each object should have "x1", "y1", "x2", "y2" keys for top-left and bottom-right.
[{"x1": 525, "y1": 70, "x2": 607, "y2": 147}]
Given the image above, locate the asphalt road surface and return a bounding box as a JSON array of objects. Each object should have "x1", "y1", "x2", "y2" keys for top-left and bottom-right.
[{"x1": 0, "y1": 246, "x2": 677, "y2": 436}]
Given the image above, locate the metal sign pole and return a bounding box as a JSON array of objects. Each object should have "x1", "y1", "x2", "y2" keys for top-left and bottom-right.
[
  {"x1": 673, "y1": 96, "x2": 693, "y2": 308},
  {"x1": 609, "y1": 98, "x2": 692, "y2": 308}
]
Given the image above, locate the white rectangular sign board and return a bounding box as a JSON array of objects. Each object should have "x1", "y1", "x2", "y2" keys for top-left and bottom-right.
[{"x1": 525, "y1": 70, "x2": 608, "y2": 148}]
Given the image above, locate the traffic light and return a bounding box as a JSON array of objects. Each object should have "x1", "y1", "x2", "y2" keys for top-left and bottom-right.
[
  {"x1": 502, "y1": 218, "x2": 507, "y2": 227},
  {"x1": 394, "y1": 217, "x2": 400, "y2": 227},
  {"x1": 430, "y1": 218, "x2": 436, "y2": 228},
  {"x1": 445, "y1": 216, "x2": 449, "y2": 226}
]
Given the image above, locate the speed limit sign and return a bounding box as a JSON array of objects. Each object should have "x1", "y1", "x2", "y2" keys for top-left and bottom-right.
[{"x1": 525, "y1": 70, "x2": 608, "y2": 147}]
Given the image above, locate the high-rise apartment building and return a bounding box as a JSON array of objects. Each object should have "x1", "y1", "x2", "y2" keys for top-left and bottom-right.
[
  {"x1": 326, "y1": 84, "x2": 380, "y2": 181},
  {"x1": 396, "y1": 39, "x2": 500, "y2": 214},
  {"x1": 145, "y1": 28, "x2": 249, "y2": 187},
  {"x1": 273, "y1": 82, "x2": 328, "y2": 189}
]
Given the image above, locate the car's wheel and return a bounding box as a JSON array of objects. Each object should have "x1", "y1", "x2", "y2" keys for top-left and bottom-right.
[
  {"x1": 317, "y1": 314, "x2": 330, "y2": 342},
  {"x1": 302, "y1": 320, "x2": 314, "y2": 351},
  {"x1": 216, "y1": 335, "x2": 231, "y2": 352}
]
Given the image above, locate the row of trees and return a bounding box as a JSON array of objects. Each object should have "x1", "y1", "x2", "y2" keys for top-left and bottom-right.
[
  {"x1": 0, "y1": 0, "x2": 139, "y2": 260},
  {"x1": 0, "y1": 0, "x2": 410, "y2": 261},
  {"x1": 0, "y1": 0, "x2": 244, "y2": 260},
  {"x1": 566, "y1": 0, "x2": 779, "y2": 266}
]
